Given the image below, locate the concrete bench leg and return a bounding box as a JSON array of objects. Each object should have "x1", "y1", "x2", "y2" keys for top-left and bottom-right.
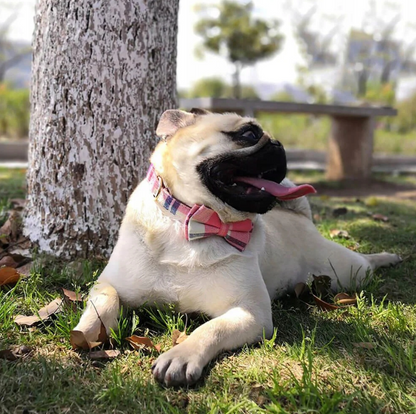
[{"x1": 326, "y1": 115, "x2": 374, "y2": 180}]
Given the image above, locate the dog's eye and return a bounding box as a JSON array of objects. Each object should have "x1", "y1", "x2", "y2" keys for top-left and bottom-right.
[
  {"x1": 223, "y1": 124, "x2": 263, "y2": 144},
  {"x1": 241, "y1": 129, "x2": 258, "y2": 142}
]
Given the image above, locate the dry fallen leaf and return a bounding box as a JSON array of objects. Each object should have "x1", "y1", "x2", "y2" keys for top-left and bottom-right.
[
  {"x1": 10, "y1": 198, "x2": 26, "y2": 210},
  {"x1": 14, "y1": 298, "x2": 63, "y2": 326},
  {"x1": 0, "y1": 266, "x2": 21, "y2": 286},
  {"x1": 70, "y1": 330, "x2": 102, "y2": 350},
  {"x1": 312, "y1": 295, "x2": 340, "y2": 311},
  {"x1": 70, "y1": 322, "x2": 107, "y2": 350},
  {"x1": 62, "y1": 288, "x2": 83, "y2": 303},
  {"x1": 332, "y1": 207, "x2": 348, "y2": 217},
  {"x1": 172, "y1": 329, "x2": 189, "y2": 346},
  {"x1": 0, "y1": 345, "x2": 33, "y2": 361},
  {"x1": 0, "y1": 255, "x2": 19, "y2": 268},
  {"x1": 329, "y1": 229, "x2": 350, "y2": 239},
  {"x1": 372, "y1": 214, "x2": 389, "y2": 222},
  {"x1": 88, "y1": 349, "x2": 121, "y2": 360},
  {"x1": 15, "y1": 262, "x2": 33, "y2": 277},
  {"x1": 294, "y1": 282, "x2": 309, "y2": 299},
  {"x1": 0, "y1": 253, "x2": 31, "y2": 269},
  {"x1": 0, "y1": 349, "x2": 18, "y2": 361},
  {"x1": 0, "y1": 210, "x2": 21, "y2": 241},
  {"x1": 126, "y1": 335, "x2": 161, "y2": 352},
  {"x1": 312, "y1": 274, "x2": 332, "y2": 297},
  {"x1": 334, "y1": 292, "x2": 357, "y2": 306},
  {"x1": 353, "y1": 342, "x2": 376, "y2": 349}
]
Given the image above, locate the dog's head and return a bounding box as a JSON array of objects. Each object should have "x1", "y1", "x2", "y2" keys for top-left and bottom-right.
[{"x1": 151, "y1": 109, "x2": 308, "y2": 221}]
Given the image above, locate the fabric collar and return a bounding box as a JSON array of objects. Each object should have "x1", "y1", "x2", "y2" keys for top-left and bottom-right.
[{"x1": 146, "y1": 164, "x2": 253, "y2": 251}]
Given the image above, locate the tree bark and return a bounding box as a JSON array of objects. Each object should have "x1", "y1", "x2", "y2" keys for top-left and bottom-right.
[
  {"x1": 25, "y1": 0, "x2": 179, "y2": 259},
  {"x1": 232, "y1": 62, "x2": 242, "y2": 99}
]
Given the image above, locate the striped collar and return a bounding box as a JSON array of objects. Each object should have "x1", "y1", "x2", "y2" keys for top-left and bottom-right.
[{"x1": 146, "y1": 165, "x2": 253, "y2": 251}]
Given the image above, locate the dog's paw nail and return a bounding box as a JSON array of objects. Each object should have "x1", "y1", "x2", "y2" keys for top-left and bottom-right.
[{"x1": 186, "y1": 372, "x2": 197, "y2": 385}]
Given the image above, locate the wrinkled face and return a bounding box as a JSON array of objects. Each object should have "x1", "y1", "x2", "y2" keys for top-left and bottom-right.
[
  {"x1": 196, "y1": 121, "x2": 287, "y2": 214},
  {"x1": 151, "y1": 110, "x2": 287, "y2": 217}
]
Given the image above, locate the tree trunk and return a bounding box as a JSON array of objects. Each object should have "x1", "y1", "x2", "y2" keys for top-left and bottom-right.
[
  {"x1": 24, "y1": 0, "x2": 179, "y2": 259},
  {"x1": 232, "y1": 62, "x2": 242, "y2": 99}
]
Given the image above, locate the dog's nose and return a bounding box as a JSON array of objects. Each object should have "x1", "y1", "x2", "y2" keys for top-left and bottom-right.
[{"x1": 271, "y1": 139, "x2": 283, "y2": 147}]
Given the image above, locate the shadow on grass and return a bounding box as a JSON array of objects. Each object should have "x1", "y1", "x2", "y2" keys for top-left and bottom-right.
[
  {"x1": 0, "y1": 355, "x2": 188, "y2": 414},
  {"x1": 271, "y1": 301, "x2": 415, "y2": 381}
]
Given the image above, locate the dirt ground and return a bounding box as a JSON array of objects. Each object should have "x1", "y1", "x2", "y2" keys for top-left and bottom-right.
[{"x1": 311, "y1": 178, "x2": 416, "y2": 200}]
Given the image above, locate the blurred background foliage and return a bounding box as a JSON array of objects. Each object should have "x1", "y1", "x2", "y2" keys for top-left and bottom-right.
[
  {"x1": 0, "y1": 0, "x2": 415, "y2": 158},
  {"x1": 0, "y1": 82, "x2": 29, "y2": 139}
]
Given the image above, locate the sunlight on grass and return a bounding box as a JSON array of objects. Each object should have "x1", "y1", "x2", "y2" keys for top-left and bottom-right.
[{"x1": 1, "y1": 168, "x2": 416, "y2": 413}]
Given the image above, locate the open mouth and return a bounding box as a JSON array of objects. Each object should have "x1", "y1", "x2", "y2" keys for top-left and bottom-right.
[
  {"x1": 234, "y1": 175, "x2": 316, "y2": 200},
  {"x1": 197, "y1": 140, "x2": 316, "y2": 214}
]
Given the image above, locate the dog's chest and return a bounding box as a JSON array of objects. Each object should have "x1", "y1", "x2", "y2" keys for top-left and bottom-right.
[{"x1": 103, "y1": 215, "x2": 244, "y2": 310}]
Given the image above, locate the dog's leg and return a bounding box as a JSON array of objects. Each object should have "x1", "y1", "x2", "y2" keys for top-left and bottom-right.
[
  {"x1": 152, "y1": 298, "x2": 273, "y2": 387},
  {"x1": 73, "y1": 279, "x2": 120, "y2": 343},
  {"x1": 361, "y1": 252, "x2": 402, "y2": 270}
]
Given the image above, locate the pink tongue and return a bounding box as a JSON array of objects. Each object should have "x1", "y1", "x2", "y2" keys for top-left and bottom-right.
[{"x1": 235, "y1": 176, "x2": 316, "y2": 200}]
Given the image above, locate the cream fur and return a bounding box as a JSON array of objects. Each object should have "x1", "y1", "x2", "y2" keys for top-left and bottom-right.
[{"x1": 74, "y1": 111, "x2": 401, "y2": 387}]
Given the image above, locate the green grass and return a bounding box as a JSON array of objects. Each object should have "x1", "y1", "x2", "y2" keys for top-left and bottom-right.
[{"x1": 1, "y1": 169, "x2": 416, "y2": 413}]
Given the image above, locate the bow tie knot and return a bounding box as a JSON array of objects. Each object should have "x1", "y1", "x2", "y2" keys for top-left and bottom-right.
[
  {"x1": 184, "y1": 205, "x2": 253, "y2": 251},
  {"x1": 217, "y1": 222, "x2": 230, "y2": 237}
]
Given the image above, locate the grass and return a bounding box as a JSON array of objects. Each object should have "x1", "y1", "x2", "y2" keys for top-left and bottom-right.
[{"x1": 1, "y1": 168, "x2": 416, "y2": 413}]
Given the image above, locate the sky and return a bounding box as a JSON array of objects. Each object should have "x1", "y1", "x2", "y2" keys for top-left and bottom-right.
[{"x1": 5, "y1": 0, "x2": 416, "y2": 97}]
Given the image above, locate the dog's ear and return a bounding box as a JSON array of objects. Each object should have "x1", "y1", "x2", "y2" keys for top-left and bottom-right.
[
  {"x1": 190, "y1": 108, "x2": 211, "y2": 116},
  {"x1": 156, "y1": 110, "x2": 196, "y2": 139}
]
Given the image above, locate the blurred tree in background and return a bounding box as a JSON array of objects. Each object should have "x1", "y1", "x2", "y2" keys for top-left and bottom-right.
[{"x1": 195, "y1": 0, "x2": 282, "y2": 99}]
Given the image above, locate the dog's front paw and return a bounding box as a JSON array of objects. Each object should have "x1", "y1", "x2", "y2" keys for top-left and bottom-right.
[{"x1": 152, "y1": 343, "x2": 204, "y2": 387}]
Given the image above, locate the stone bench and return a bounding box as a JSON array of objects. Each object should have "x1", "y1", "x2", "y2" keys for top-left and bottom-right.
[{"x1": 179, "y1": 98, "x2": 397, "y2": 180}]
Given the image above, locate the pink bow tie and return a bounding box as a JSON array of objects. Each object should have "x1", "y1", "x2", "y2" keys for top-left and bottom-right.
[
  {"x1": 184, "y1": 205, "x2": 253, "y2": 251},
  {"x1": 147, "y1": 165, "x2": 253, "y2": 251}
]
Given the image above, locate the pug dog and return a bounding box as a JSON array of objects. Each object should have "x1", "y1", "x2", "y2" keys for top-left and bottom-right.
[{"x1": 74, "y1": 109, "x2": 401, "y2": 387}]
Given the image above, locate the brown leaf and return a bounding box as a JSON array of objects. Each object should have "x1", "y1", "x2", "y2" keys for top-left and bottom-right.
[
  {"x1": 312, "y1": 295, "x2": 340, "y2": 311},
  {"x1": 88, "y1": 349, "x2": 120, "y2": 360},
  {"x1": 294, "y1": 282, "x2": 309, "y2": 298},
  {"x1": 14, "y1": 345, "x2": 33, "y2": 356},
  {"x1": 125, "y1": 335, "x2": 160, "y2": 352},
  {"x1": 15, "y1": 237, "x2": 31, "y2": 250},
  {"x1": 70, "y1": 330, "x2": 102, "y2": 350},
  {"x1": 334, "y1": 292, "x2": 357, "y2": 306},
  {"x1": 10, "y1": 198, "x2": 26, "y2": 210},
  {"x1": 15, "y1": 262, "x2": 33, "y2": 277},
  {"x1": 312, "y1": 274, "x2": 332, "y2": 297},
  {"x1": 14, "y1": 298, "x2": 63, "y2": 326},
  {"x1": 0, "y1": 253, "x2": 31, "y2": 269},
  {"x1": 353, "y1": 342, "x2": 376, "y2": 349},
  {"x1": 172, "y1": 329, "x2": 189, "y2": 346},
  {"x1": 332, "y1": 207, "x2": 348, "y2": 217},
  {"x1": 62, "y1": 288, "x2": 83, "y2": 303},
  {"x1": 0, "y1": 255, "x2": 19, "y2": 268},
  {"x1": 0, "y1": 349, "x2": 18, "y2": 361},
  {"x1": 97, "y1": 322, "x2": 108, "y2": 343},
  {"x1": 372, "y1": 214, "x2": 389, "y2": 222},
  {"x1": 329, "y1": 229, "x2": 350, "y2": 239},
  {"x1": 0, "y1": 211, "x2": 21, "y2": 241},
  {"x1": 0, "y1": 266, "x2": 21, "y2": 286}
]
